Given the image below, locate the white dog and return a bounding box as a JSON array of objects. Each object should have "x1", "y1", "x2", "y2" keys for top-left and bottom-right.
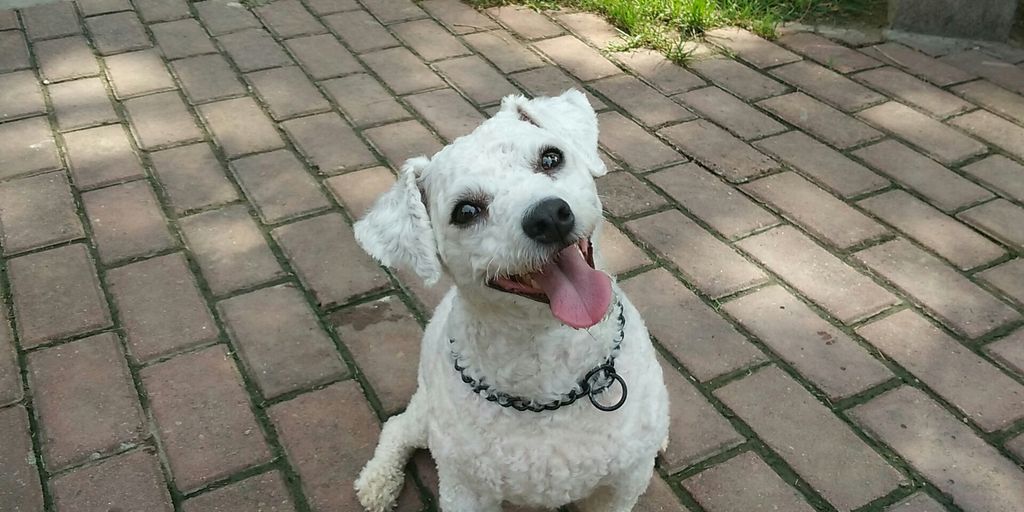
[{"x1": 352, "y1": 90, "x2": 669, "y2": 512}]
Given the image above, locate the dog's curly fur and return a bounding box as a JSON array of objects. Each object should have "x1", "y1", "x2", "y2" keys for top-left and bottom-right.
[{"x1": 353, "y1": 90, "x2": 670, "y2": 511}]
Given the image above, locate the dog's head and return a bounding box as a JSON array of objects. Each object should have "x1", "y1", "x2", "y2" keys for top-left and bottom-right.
[{"x1": 355, "y1": 90, "x2": 612, "y2": 329}]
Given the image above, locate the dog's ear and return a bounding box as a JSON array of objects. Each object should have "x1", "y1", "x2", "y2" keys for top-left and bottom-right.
[
  {"x1": 354, "y1": 157, "x2": 442, "y2": 285},
  {"x1": 500, "y1": 90, "x2": 607, "y2": 177}
]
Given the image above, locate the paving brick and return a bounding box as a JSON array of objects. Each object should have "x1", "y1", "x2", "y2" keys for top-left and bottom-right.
[
  {"x1": 716, "y1": 366, "x2": 904, "y2": 510},
  {"x1": 63, "y1": 124, "x2": 146, "y2": 190},
  {"x1": 856, "y1": 67, "x2": 971, "y2": 118},
  {"x1": 742, "y1": 172, "x2": 888, "y2": 250},
  {"x1": 405, "y1": 88, "x2": 486, "y2": 142},
  {"x1": 306, "y1": 0, "x2": 360, "y2": 15},
  {"x1": 27, "y1": 332, "x2": 144, "y2": 470},
  {"x1": 533, "y1": 35, "x2": 621, "y2": 81},
  {"x1": 859, "y1": 190, "x2": 1004, "y2": 270},
  {"x1": 103, "y1": 50, "x2": 175, "y2": 100},
  {"x1": 595, "y1": 111, "x2": 682, "y2": 172},
  {"x1": 0, "y1": 30, "x2": 30, "y2": 72},
  {"x1": 182, "y1": 470, "x2": 297, "y2": 512},
  {"x1": 705, "y1": 27, "x2": 800, "y2": 69},
  {"x1": 770, "y1": 60, "x2": 885, "y2": 111},
  {"x1": 170, "y1": 53, "x2": 247, "y2": 104},
  {"x1": 198, "y1": 96, "x2": 285, "y2": 159},
  {"x1": 21, "y1": 1, "x2": 79, "y2": 40},
  {"x1": 219, "y1": 284, "x2": 346, "y2": 399},
  {"x1": 855, "y1": 239, "x2": 1021, "y2": 339},
  {"x1": 282, "y1": 111, "x2": 377, "y2": 175},
  {"x1": 48, "y1": 77, "x2": 117, "y2": 131},
  {"x1": 941, "y1": 50, "x2": 1024, "y2": 95},
  {"x1": 1009, "y1": 432, "x2": 1024, "y2": 460},
  {"x1": 886, "y1": 493, "x2": 945, "y2": 512},
  {"x1": 230, "y1": 149, "x2": 330, "y2": 224},
  {"x1": 0, "y1": 171, "x2": 84, "y2": 256},
  {"x1": 595, "y1": 172, "x2": 667, "y2": 217},
  {"x1": 284, "y1": 33, "x2": 362, "y2": 80},
  {"x1": 273, "y1": 212, "x2": 390, "y2": 307},
  {"x1": 0, "y1": 406, "x2": 43, "y2": 511},
  {"x1": 321, "y1": 73, "x2": 410, "y2": 127},
  {"x1": 323, "y1": 9, "x2": 398, "y2": 53},
  {"x1": 361, "y1": 46, "x2": 444, "y2": 96},
  {"x1": 219, "y1": 29, "x2": 294, "y2": 72},
  {"x1": 0, "y1": 70, "x2": 44, "y2": 121},
  {"x1": 135, "y1": 0, "x2": 190, "y2": 23},
  {"x1": 255, "y1": 0, "x2": 325, "y2": 38},
  {"x1": 364, "y1": 120, "x2": 443, "y2": 168},
  {"x1": 952, "y1": 80, "x2": 1024, "y2": 125},
  {"x1": 683, "y1": 451, "x2": 815, "y2": 512},
  {"x1": 688, "y1": 56, "x2": 789, "y2": 101},
  {"x1": 141, "y1": 345, "x2": 273, "y2": 492},
  {"x1": 851, "y1": 386, "x2": 1024, "y2": 512},
  {"x1": 635, "y1": 476, "x2": 691, "y2": 511},
  {"x1": 463, "y1": 29, "x2": 543, "y2": 74},
  {"x1": 329, "y1": 296, "x2": 420, "y2": 415},
  {"x1": 958, "y1": 199, "x2": 1024, "y2": 251},
  {"x1": 977, "y1": 259, "x2": 1024, "y2": 306},
  {"x1": 85, "y1": 11, "x2": 150, "y2": 55},
  {"x1": 860, "y1": 101, "x2": 986, "y2": 164},
  {"x1": 511, "y1": 65, "x2": 606, "y2": 110},
  {"x1": 9, "y1": 244, "x2": 111, "y2": 348},
  {"x1": 675, "y1": 86, "x2": 785, "y2": 140},
  {"x1": 246, "y1": 66, "x2": 330, "y2": 120},
  {"x1": 108, "y1": 253, "x2": 218, "y2": 363},
  {"x1": 77, "y1": 0, "x2": 130, "y2": 17},
  {"x1": 179, "y1": 205, "x2": 286, "y2": 296},
  {"x1": 862, "y1": 42, "x2": 975, "y2": 86},
  {"x1": 125, "y1": 91, "x2": 204, "y2": 150},
  {"x1": 486, "y1": 5, "x2": 562, "y2": 40},
  {"x1": 50, "y1": 450, "x2": 173, "y2": 512},
  {"x1": 194, "y1": 0, "x2": 260, "y2": 36},
  {"x1": 754, "y1": 131, "x2": 888, "y2": 198},
  {"x1": 397, "y1": 267, "x2": 454, "y2": 314},
  {"x1": 658, "y1": 120, "x2": 778, "y2": 182},
  {"x1": 84, "y1": 180, "x2": 175, "y2": 264},
  {"x1": 949, "y1": 109, "x2": 1024, "y2": 161},
  {"x1": 0, "y1": 117, "x2": 61, "y2": 181},
  {"x1": 627, "y1": 210, "x2": 767, "y2": 299},
  {"x1": 611, "y1": 48, "x2": 704, "y2": 94},
  {"x1": 986, "y1": 328, "x2": 1024, "y2": 374},
  {"x1": 556, "y1": 11, "x2": 623, "y2": 48},
  {"x1": 649, "y1": 163, "x2": 776, "y2": 239},
  {"x1": 852, "y1": 140, "x2": 993, "y2": 212},
  {"x1": 758, "y1": 92, "x2": 882, "y2": 149},
  {"x1": 421, "y1": 0, "x2": 496, "y2": 34},
  {"x1": 391, "y1": 18, "x2": 469, "y2": 62},
  {"x1": 151, "y1": 19, "x2": 218, "y2": 60},
  {"x1": 362, "y1": 0, "x2": 425, "y2": 24},
  {"x1": 778, "y1": 32, "x2": 880, "y2": 73},
  {"x1": 325, "y1": 166, "x2": 394, "y2": 217},
  {"x1": 0, "y1": 301, "x2": 19, "y2": 407},
  {"x1": 150, "y1": 143, "x2": 240, "y2": 213},
  {"x1": 597, "y1": 220, "x2": 650, "y2": 276},
  {"x1": 434, "y1": 54, "x2": 519, "y2": 105},
  {"x1": 592, "y1": 74, "x2": 694, "y2": 127},
  {"x1": 35, "y1": 35, "x2": 100, "y2": 81},
  {"x1": 0, "y1": 9, "x2": 16, "y2": 30}
]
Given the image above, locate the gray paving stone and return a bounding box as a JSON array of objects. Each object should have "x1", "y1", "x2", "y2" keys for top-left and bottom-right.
[
  {"x1": 0, "y1": 70, "x2": 44, "y2": 121},
  {"x1": 404, "y1": 88, "x2": 486, "y2": 142},
  {"x1": 48, "y1": 76, "x2": 118, "y2": 131},
  {"x1": 282, "y1": 111, "x2": 377, "y2": 174},
  {"x1": 77, "y1": 0, "x2": 131, "y2": 17},
  {"x1": 658, "y1": 120, "x2": 779, "y2": 183},
  {"x1": 391, "y1": 18, "x2": 470, "y2": 62},
  {"x1": 753, "y1": 131, "x2": 888, "y2": 198},
  {"x1": 363, "y1": 119, "x2": 443, "y2": 168},
  {"x1": 22, "y1": 1, "x2": 80, "y2": 41},
  {"x1": 853, "y1": 66, "x2": 972, "y2": 118},
  {"x1": 688, "y1": 55, "x2": 789, "y2": 101},
  {"x1": 255, "y1": 0, "x2": 326, "y2": 38},
  {"x1": 675, "y1": 86, "x2": 784, "y2": 140},
  {"x1": 705, "y1": 27, "x2": 800, "y2": 69},
  {"x1": 510, "y1": 65, "x2": 606, "y2": 110},
  {"x1": 218, "y1": 29, "x2": 294, "y2": 72},
  {"x1": 362, "y1": 0, "x2": 427, "y2": 24},
  {"x1": 362, "y1": 46, "x2": 445, "y2": 95},
  {"x1": 284, "y1": 33, "x2": 362, "y2": 80},
  {"x1": 150, "y1": 143, "x2": 240, "y2": 214},
  {"x1": 683, "y1": 452, "x2": 815, "y2": 512},
  {"x1": 230, "y1": 149, "x2": 330, "y2": 224},
  {"x1": 958, "y1": 199, "x2": 1024, "y2": 252},
  {"x1": 170, "y1": 53, "x2": 247, "y2": 104},
  {"x1": 63, "y1": 124, "x2": 146, "y2": 190},
  {"x1": 463, "y1": 29, "x2": 544, "y2": 74},
  {"x1": 198, "y1": 96, "x2": 285, "y2": 159},
  {"x1": 758, "y1": 92, "x2": 882, "y2": 149},
  {"x1": 593, "y1": 74, "x2": 695, "y2": 127},
  {"x1": 103, "y1": 49, "x2": 176, "y2": 99},
  {"x1": 533, "y1": 35, "x2": 621, "y2": 82},
  {"x1": 85, "y1": 11, "x2": 150, "y2": 55},
  {"x1": 123, "y1": 91, "x2": 204, "y2": 150},
  {"x1": 0, "y1": 30, "x2": 31, "y2": 72},
  {"x1": 977, "y1": 259, "x2": 1024, "y2": 306},
  {"x1": 321, "y1": 73, "x2": 410, "y2": 127},
  {"x1": 0, "y1": 171, "x2": 84, "y2": 256},
  {"x1": 0, "y1": 116, "x2": 61, "y2": 181},
  {"x1": 151, "y1": 18, "x2": 218, "y2": 60},
  {"x1": 770, "y1": 60, "x2": 885, "y2": 111},
  {"x1": 35, "y1": 35, "x2": 100, "y2": 81},
  {"x1": 81, "y1": 180, "x2": 176, "y2": 264},
  {"x1": 858, "y1": 101, "x2": 986, "y2": 165},
  {"x1": 194, "y1": 0, "x2": 261, "y2": 36},
  {"x1": 323, "y1": 9, "x2": 398, "y2": 53},
  {"x1": 245, "y1": 66, "x2": 330, "y2": 120},
  {"x1": 421, "y1": 0, "x2": 496, "y2": 34},
  {"x1": 486, "y1": 5, "x2": 562, "y2": 40},
  {"x1": 134, "y1": 0, "x2": 190, "y2": 23}
]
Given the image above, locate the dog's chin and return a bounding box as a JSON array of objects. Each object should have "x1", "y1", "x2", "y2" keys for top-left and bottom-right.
[{"x1": 486, "y1": 238, "x2": 595, "y2": 304}]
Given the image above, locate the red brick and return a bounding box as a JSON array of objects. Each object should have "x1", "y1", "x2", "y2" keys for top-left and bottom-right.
[
  {"x1": 622, "y1": 269, "x2": 766, "y2": 380},
  {"x1": 596, "y1": 111, "x2": 682, "y2": 172},
  {"x1": 64, "y1": 123, "x2": 147, "y2": 191},
  {"x1": 597, "y1": 220, "x2": 650, "y2": 276},
  {"x1": 363, "y1": 46, "x2": 445, "y2": 96},
  {"x1": 754, "y1": 131, "x2": 888, "y2": 198},
  {"x1": 0, "y1": 70, "x2": 45, "y2": 122},
  {"x1": 27, "y1": 332, "x2": 144, "y2": 470},
  {"x1": 648, "y1": 163, "x2": 777, "y2": 239},
  {"x1": 219, "y1": 284, "x2": 347, "y2": 399},
  {"x1": 850, "y1": 386, "x2": 1024, "y2": 512},
  {"x1": 321, "y1": 73, "x2": 410, "y2": 127},
  {"x1": 35, "y1": 35, "x2": 98, "y2": 82},
  {"x1": 9, "y1": 244, "x2": 111, "y2": 348},
  {"x1": 255, "y1": 0, "x2": 325, "y2": 38},
  {"x1": 715, "y1": 366, "x2": 904, "y2": 510},
  {"x1": 434, "y1": 55, "x2": 520, "y2": 105},
  {"x1": 0, "y1": 171, "x2": 84, "y2": 256},
  {"x1": 952, "y1": 80, "x2": 1024, "y2": 125},
  {"x1": 103, "y1": 49, "x2": 176, "y2": 99},
  {"x1": 323, "y1": 10, "x2": 398, "y2": 53},
  {"x1": 124, "y1": 91, "x2": 204, "y2": 150},
  {"x1": 179, "y1": 205, "x2": 286, "y2": 296},
  {"x1": 941, "y1": 50, "x2": 1024, "y2": 95},
  {"x1": 282, "y1": 112, "x2": 376, "y2": 175},
  {"x1": 48, "y1": 77, "x2": 117, "y2": 132},
  {"x1": 50, "y1": 450, "x2": 172, "y2": 512},
  {"x1": 141, "y1": 345, "x2": 273, "y2": 492},
  {"x1": 949, "y1": 109, "x2": 1024, "y2": 161},
  {"x1": 82, "y1": 180, "x2": 176, "y2": 264},
  {"x1": 182, "y1": 470, "x2": 297, "y2": 512},
  {"x1": 194, "y1": 0, "x2": 261, "y2": 36},
  {"x1": 420, "y1": 0, "x2": 496, "y2": 34},
  {"x1": 858, "y1": 190, "x2": 1004, "y2": 270},
  {"x1": 658, "y1": 120, "x2": 778, "y2": 182},
  {"x1": 107, "y1": 253, "x2": 218, "y2": 363},
  {"x1": 758, "y1": 92, "x2": 882, "y2": 149},
  {"x1": 861, "y1": 43, "x2": 974, "y2": 86},
  {"x1": 396, "y1": 268, "x2": 454, "y2": 314},
  {"x1": 364, "y1": 120, "x2": 443, "y2": 168},
  {"x1": 329, "y1": 296, "x2": 421, "y2": 415},
  {"x1": 198, "y1": 96, "x2": 285, "y2": 159},
  {"x1": 596, "y1": 172, "x2": 667, "y2": 217},
  {"x1": 778, "y1": 32, "x2": 880, "y2": 73},
  {"x1": 742, "y1": 172, "x2": 888, "y2": 249},
  {"x1": 150, "y1": 19, "x2": 218, "y2": 60},
  {"x1": 627, "y1": 210, "x2": 767, "y2": 298},
  {"x1": 986, "y1": 328, "x2": 1024, "y2": 375},
  {"x1": 272, "y1": 212, "x2": 390, "y2": 307},
  {"x1": 171, "y1": 54, "x2": 247, "y2": 105},
  {"x1": 22, "y1": 2, "x2": 79, "y2": 40},
  {"x1": 705, "y1": 27, "x2": 800, "y2": 69},
  {"x1": 135, "y1": 0, "x2": 190, "y2": 23},
  {"x1": 486, "y1": 5, "x2": 562, "y2": 40},
  {"x1": 683, "y1": 451, "x2": 815, "y2": 512},
  {"x1": 392, "y1": 18, "x2": 469, "y2": 61},
  {"x1": 533, "y1": 35, "x2": 621, "y2": 81},
  {"x1": 977, "y1": 259, "x2": 1024, "y2": 306},
  {"x1": 150, "y1": 143, "x2": 240, "y2": 214},
  {"x1": 85, "y1": 11, "x2": 151, "y2": 56},
  {"x1": 217, "y1": 29, "x2": 294, "y2": 73},
  {"x1": 958, "y1": 199, "x2": 1024, "y2": 251},
  {"x1": 858, "y1": 102, "x2": 986, "y2": 164},
  {"x1": 613, "y1": 48, "x2": 705, "y2": 95},
  {"x1": 770, "y1": 60, "x2": 884, "y2": 111},
  {"x1": 0, "y1": 117, "x2": 61, "y2": 180},
  {"x1": 0, "y1": 406, "x2": 43, "y2": 511},
  {"x1": 283, "y1": 33, "x2": 363, "y2": 80},
  {"x1": 231, "y1": 149, "x2": 330, "y2": 224},
  {"x1": 687, "y1": 56, "x2": 789, "y2": 101},
  {"x1": 463, "y1": 30, "x2": 544, "y2": 74},
  {"x1": 593, "y1": 74, "x2": 694, "y2": 128},
  {"x1": 510, "y1": 65, "x2": 607, "y2": 109},
  {"x1": 325, "y1": 166, "x2": 395, "y2": 218},
  {"x1": 856, "y1": 67, "x2": 971, "y2": 118},
  {"x1": 245, "y1": 66, "x2": 330, "y2": 121},
  {"x1": 675, "y1": 86, "x2": 784, "y2": 140},
  {"x1": 855, "y1": 239, "x2": 1021, "y2": 339},
  {"x1": 0, "y1": 31, "x2": 30, "y2": 73},
  {"x1": 405, "y1": 88, "x2": 487, "y2": 142}
]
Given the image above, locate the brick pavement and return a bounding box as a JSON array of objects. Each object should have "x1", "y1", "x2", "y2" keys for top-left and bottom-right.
[{"x1": 0, "y1": 1, "x2": 1023, "y2": 510}]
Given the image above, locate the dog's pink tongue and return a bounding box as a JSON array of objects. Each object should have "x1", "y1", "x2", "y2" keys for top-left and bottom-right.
[{"x1": 534, "y1": 245, "x2": 612, "y2": 329}]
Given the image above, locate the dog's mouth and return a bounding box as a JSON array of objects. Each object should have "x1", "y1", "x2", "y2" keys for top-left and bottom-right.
[{"x1": 488, "y1": 239, "x2": 612, "y2": 329}]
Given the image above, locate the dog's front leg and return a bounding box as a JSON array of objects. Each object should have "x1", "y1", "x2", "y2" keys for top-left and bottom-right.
[
  {"x1": 574, "y1": 457, "x2": 656, "y2": 512},
  {"x1": 436, "y1": 464, "x2": 502, "y2": 512},
  {"x1": 355, "y1": 391, "x2": 428, "y2": 512}
]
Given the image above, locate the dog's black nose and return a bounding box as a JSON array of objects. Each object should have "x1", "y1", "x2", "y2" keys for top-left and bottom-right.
[{"x1": 522, "y1": 197, "x2": 575, "y2": 245}]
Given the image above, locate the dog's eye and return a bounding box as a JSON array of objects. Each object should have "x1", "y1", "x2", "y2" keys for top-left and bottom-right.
[
  {"x1": 539, "y1": 148, "x2": 563, "y2": 172},
  {"x1": 451, "y1": 201, "x2": 484, "y2": 226}
]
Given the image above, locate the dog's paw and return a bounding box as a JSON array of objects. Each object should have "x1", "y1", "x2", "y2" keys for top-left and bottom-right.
[
  {"x1": 660, "y1": 435, "x2": 669, "y2": 454},
  {"x1": 354, "y1": 462, "x2": 405, "y2": 512}
]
